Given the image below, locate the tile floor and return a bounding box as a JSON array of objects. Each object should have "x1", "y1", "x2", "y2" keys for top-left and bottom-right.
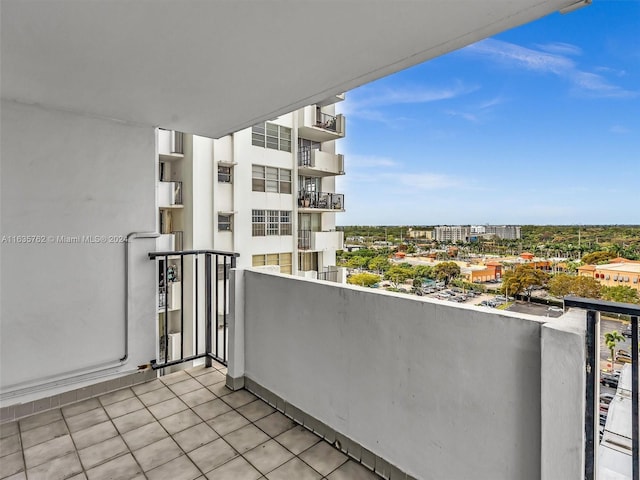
[{"x1": 0, "y1": 364, "x2": 381, "y2": 480}]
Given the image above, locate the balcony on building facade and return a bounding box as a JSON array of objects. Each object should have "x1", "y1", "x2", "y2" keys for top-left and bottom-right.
[
  {"x1": 298, "y1": 229, "x2": 344, "y2": 251},
  {"x1": 298, "y1": 191, "x2": 344, "y2": 212},
  {"x1": 298, "y1": 105, "x2": 345, "y2": 142},
  {"x1": 158, "y1": 180, "x2": 183, "y2": 208},
  {"x1": 158, "y1": 129, "x2": 184, "y2": 161},
  {"x1": 298, "y1": 147, "x2": 345, "y2": 177}
]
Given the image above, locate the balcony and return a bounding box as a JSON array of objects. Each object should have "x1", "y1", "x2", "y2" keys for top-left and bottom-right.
[
  {"x1": 298, "y1": 192, "x2": 344, "y2": 212},
  {"x1": 298, "y1": 106, "x2": 345, "y2": 143},
  {"x1": 158, "y1": 129, "x2": 184, "y2": 161},
  {"x1": 298, "y1": 230, "x2": 344, "y2": 251},
  {"x1": 298, "y1": 147, "x2": 345, "y2": 177},
  {"x1": 158, "y1": 181, "x2": 183, "y2": 208}
]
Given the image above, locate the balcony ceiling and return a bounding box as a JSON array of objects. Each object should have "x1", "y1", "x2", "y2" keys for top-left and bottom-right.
[{"x1": 1, "y1": 0, "x2": 586, "y2": 139}]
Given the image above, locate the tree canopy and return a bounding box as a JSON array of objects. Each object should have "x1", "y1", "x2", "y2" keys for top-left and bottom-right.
[
  {"x1": 347, "y1": 272, "x2": 380, "y2": 287},
  {"x1": 547, "y1": 274, "x2": 601, "y2": 299},
  {"x1": 432, "y1": 262, "x2": 461, "y2": 284},
  {"x1": 501, "y1": 265, "x2": 550, "y2": 299},
  {"x1": 601, "y1": 285, "x2": 640, "y2": 304}
]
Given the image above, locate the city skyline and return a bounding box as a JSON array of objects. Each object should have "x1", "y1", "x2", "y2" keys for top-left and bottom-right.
[{"x1": 336, "y1": 0, "x2": 639, "y2": 226}]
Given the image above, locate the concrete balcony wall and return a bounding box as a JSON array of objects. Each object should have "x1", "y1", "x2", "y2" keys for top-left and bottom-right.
[
  {"x1": 240, "y1": 270, "x2": 547, "y2": 479},
  {"x1": 1, "y1": 100, "x2": 157, "y2": 406},
  {"x1": 311, "y1": 231, "x2": 343, "y2": 251},
  {"x1": 157, "y1": 181, "x2": 178, "y2": 207}
]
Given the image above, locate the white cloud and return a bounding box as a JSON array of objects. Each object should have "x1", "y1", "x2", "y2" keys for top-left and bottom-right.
[
  {"x1": 609, "y1": 125, "x2": 630, "y2": 134},
  {"x1": 463, "y1": 38, "x2": 638, "y2": 99},
  {"x1": 535, "y1": 42, "x2": 582, "y2": 56}
]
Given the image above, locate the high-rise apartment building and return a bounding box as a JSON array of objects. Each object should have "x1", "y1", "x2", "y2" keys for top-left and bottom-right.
[{"x1": 434, "y1": 226, "x2": 470, "y2": 243}]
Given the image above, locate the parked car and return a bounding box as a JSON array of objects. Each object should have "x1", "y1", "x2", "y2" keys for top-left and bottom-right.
[
  {"x1": 548, "y1": 306, "x2": 563, "y2": 313},
  {"x1": 622, "y1": 325, "x2": 633, "y2": 338},
  {"x1": 600, "y1": 371, "x2": 619, "y2": 388},
  {"x1": 600, "y1": 393, "x2": 615, "y2": 406},
  {"x1": 615, "y1": 353, "x2": 632, "y2": 364},
  {"x1": 599, "y1": 412, "x2": 607, "y2": 427}
]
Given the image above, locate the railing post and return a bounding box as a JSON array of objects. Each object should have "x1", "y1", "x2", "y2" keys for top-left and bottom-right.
[
  {"x1": 632, "y1": 315, "x2": 639, "y2": 480},
  {"x1": 205, "y1": 253, "x2": 212, "y2": 368},
  {"x1": 585, "y1": 309, "x2": 598, "y2": 480}
]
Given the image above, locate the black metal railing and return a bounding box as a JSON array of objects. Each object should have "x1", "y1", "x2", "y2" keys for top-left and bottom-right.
[
  {"x1": 298, "y1": 191, "x2": 344, "y2": 210},
  {"x1": 317, "y1": 269, "x2": 338, "y2": 283},
  {"x1": 149, "y1": 249, "x2": 239, "y2": 369},
  {"x1": 298, "y1": 146, "x2": 313, "y2": 167},
  {"x1": 315, "y1": 112, "x2": 337, "y2": 132},
  {"x1": 298, "y1": 229, "x2": 311, "y2": 250},
  {"x1": 564, "y1": 296, "x2": 639, "y2": 480}
]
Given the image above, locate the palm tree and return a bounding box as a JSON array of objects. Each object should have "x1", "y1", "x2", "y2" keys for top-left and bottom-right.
[{"x1": 604, "y1": 331, "x2": 625, "y2": 372}]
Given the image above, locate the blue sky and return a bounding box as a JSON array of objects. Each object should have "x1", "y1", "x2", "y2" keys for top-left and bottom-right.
[{"x1": 335, "y1": 0, "x2": 639, "y2": 226}]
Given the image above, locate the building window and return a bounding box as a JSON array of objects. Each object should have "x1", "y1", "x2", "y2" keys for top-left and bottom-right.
[
  {"x1": 251, "y1": 122, "x2": 291, "y2": 152},
  {"x1": 252, "y1": 210, "x2": 265, "y2": 236},
  {"x1": 252, "y1": 165, "x2": 292, "y2": 193},
  {"x1": 218, "y1": 214, "x2": 232, "y2": 232},
  {"x1": 252, "y1": 252, "x2": 292, "y2": 275},
  {"x1": 252, "y1": 209, "x2": 292, "y2": 237},
  {"x1": 218, "y1": 166, "x2": 232, "y2": 183}
]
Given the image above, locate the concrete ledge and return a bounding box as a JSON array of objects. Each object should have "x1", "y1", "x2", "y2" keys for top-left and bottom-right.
[
  {"x1": 0, "y1": 369, "x2": 156, "y2": 424},
  {"x1": 244, "y1": 376, "x2": 416, "y2": 480},
  {"x1": 225, "y1": 374, "x2": 245, "y2": 391}
]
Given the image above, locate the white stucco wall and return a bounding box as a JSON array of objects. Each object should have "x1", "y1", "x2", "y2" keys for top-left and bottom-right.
[
  {"x1": 1, "y1": 100, "x2": 156, "y2": 403},
  {"x1": 241, "y1": 270, "x2": 546, "y2": 479}
]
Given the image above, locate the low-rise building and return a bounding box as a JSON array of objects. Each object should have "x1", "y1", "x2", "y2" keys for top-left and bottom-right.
[{"x1": 578, "y1": 258, "x2": 640, "y2": 291}]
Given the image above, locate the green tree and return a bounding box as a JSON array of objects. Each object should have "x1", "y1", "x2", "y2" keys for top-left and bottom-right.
[
  {"x1": 601, "y1": 285, "x2": 640, "y2": 304},
  {"x1": 547, "y1": 274, "x2": 601, "y2": 298},
  {"x1": 413, "y1": 264, "x2": 434, "y2": 281},
  {"x1": 433, "y1": 262, "x2": 461, "y2": 285},
  {"x1": 604, "y1": 331, "x2": 625, "y2": 372},
  {"x1": 347, "y1": 272, "x2": 380, "y2": 287},
  {"x1": 501, "y1": 265, "x2": 550, "y2": 300},
  {"x1": 385, "y1": 264, "x2": 414, "y2": 288},
  {"x1": 346, "y1": 256, "x2": 369, "y2": 271},
  {"x1": 581, "y1": 251, "x2": 616, "y2": 265},
  {"x1": 368, "y1": 256, "x2": 390, "y2": 274}
]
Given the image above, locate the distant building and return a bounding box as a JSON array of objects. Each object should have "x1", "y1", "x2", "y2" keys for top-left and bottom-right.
[
  {"x1": 434, "y1": 226, "x2": 470, "y2": 243},
  {"x1": 484, "y1": 225, "x2": 521, "y2": 240},
  {"x1": 578, "y1": 258, "x2": 640, "y2": 292},
  {"x1": 407, "y1": 228, "x2": 433, "y2": 240}
]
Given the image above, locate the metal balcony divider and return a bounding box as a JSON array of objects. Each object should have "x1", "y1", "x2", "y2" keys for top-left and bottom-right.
[
  {"x1": 563, "y1": 296, "x2": 639, "y2": 480},
  {"x1": 149, "y1": 249, "x2": 239, "y2": 370}
]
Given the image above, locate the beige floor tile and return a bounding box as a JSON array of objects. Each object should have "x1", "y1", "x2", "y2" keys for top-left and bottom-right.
[
  {"x1": 25, "y1": 452, "x2": 82, "y2": 480},
  {"x1": 243, "y1": 439, "x2": 294, "y2": 474},
  {"x1": 236, "y1": 399, "x2": 275, "y2": 422},
  {"x1": 185, "y1": 365, "x2": 210, "y2": 377},
  {"x1": 18, "y1": 409, "x2": 62, "y2": 432},
  {"x1": 24, "y1": 434, "x2": 75, "y2": 469},
  {"x1": 172, "y1": 422, "x2": 219, "y2": 453},
  {"x1": 65, "y1": 408, "x2": 109, "y2": 433},
  {"x1": 207, "y1": 410, "x2": 249, "y2": 436},
  {"x1": 86, "y1": 453, "x2": 143, "y2": 480},
  {"x1": 205, "y1": 456, "x2": 262, "y2": 480},
  {"x1": 192, "y1": 399, "x2": 231, "y2": 422},
  {"x1": 3, "y1": 471, "x2": 27, "y2": 480},
  {"x1": 266, "y1": 457, "x2": 322, "y2": 480},
  {"x1": 137, "y1": 386, "x2": 175, "y2": 406},
  {"x1": 122, "y1": 422, "x2": 168, "y2": 451},
  {"x1": 104, "y1": 397, "x2": 144, "y2": 419},
  {"x1": 188, "y1": 438, "x2": 237, "y2": 474},
  {"x1": 0, "y1": 433, "x2": 22, "y2": 457},
  {"x1": 168, "y1": 378, "x2": 202, "y2": 396},
  {"x1": 148, "y1": 397, "x2": 188, "y2": 420},
  {"x1": 0, "y1": 422, "x2": 19, "y2": 439},
  {"x1": 223, "y1": 424, "x2": 269, "y2": 454},
  {"x1": 99, "y1": 388, "x2": 134, "y2": 407},
  {"x1": 146, "y1": 454, "x2": 201, "y2": 480},
  {"x1": 254, "y1": 412, "x2": 295, "y2": 438},
  {"x1": 195, "y1": 371, "x2": 226, "y2": 387},
  {"x1": 275, "y1": 425, "x2": 320, "y2": 455},
  {"x1": 20, "y1": 419, "x2": 68, "y2": 449},
  {"x1": 62, "y1": 398, "x2": 101, "y2": 418},
  {"x1": 132, "y1": 436, "x2": 183, "y2": 472},
  {"x1": 112, "y1": 408, "x2": 155, "y2": 434},
  {"x1": 0, "y1": 451, "x2": 24, "y2": 478},
  {"x1": 180, "y1": 388, "x2": 216, "y2": 408},
  {"x1": 78, "y1": 436, "x2": 129, "y2": 469},
  {"x1": 299, "y1": 441, "x2": 347, "y2": 476},
  {"x1": 220, "y1": 390, "x2": 256, "y2": 409},
  {"x1": 160, "y1": 370, "x2": 190, "y2": 386},
  {"x1": 131, "y1": 379, "x2": 163, "y2": 396},
  {"x1": 207, "y1": 383, "x2": 233, "y2": 397},
  {"x1": 71, "y1": 420, "x2": 119, "y2": 450},
  {"x1": 159, "y1": 409, "x2": 202, "y2": 435},
  {"x1": 326, "y1": 460, "x2": 382, "y2": 479}
]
